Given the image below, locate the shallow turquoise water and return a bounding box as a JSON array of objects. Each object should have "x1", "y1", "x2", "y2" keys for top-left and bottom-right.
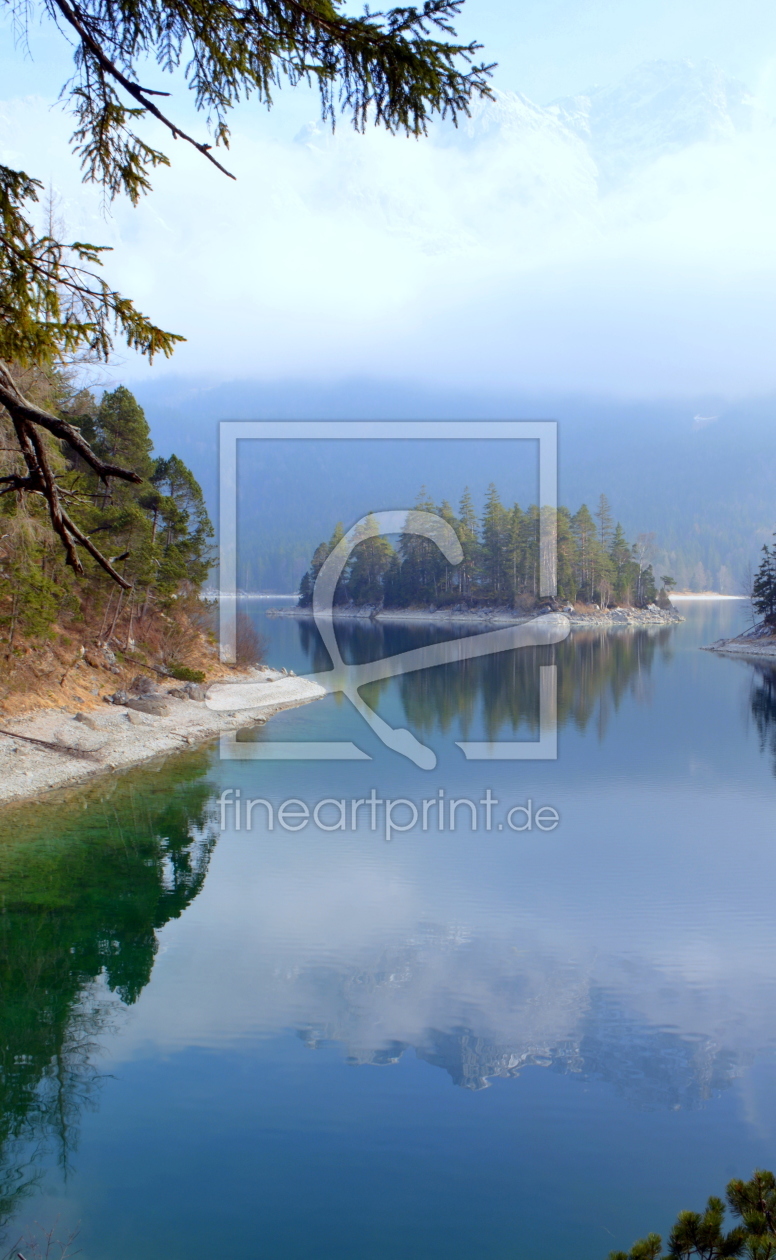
[{"x1": 2, "y1": 600, "x2": 776, "y2": 1259}]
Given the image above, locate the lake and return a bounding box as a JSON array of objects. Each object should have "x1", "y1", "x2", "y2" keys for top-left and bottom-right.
[{"x1": 2, "y1": 600, "x2": 776, "y2": 1260}]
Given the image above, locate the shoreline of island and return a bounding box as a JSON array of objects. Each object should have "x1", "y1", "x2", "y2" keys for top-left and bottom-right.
[{"x1": 267, "y1": 604, "x2": 685, "y2": 629}]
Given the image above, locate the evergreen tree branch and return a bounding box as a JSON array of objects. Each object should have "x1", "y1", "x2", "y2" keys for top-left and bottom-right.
[{"x1": 52, "y1": 0, "x2": 238, "y2": 183}]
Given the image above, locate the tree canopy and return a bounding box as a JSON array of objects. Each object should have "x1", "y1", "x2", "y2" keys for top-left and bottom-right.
[
  {"x1": 609, "y1": 1169, "x2": 776, "y2": 1260},
  {"x1": 298, "y1": 485, "x2": 665, "y2": 610},
  {"x1": 0, "y1": 0, "x2": 492, "y2": 579}
]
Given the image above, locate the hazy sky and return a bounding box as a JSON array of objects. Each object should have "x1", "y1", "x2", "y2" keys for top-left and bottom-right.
[{"x1": 2, "y1": 0, "x2": 776, "y2": 397}]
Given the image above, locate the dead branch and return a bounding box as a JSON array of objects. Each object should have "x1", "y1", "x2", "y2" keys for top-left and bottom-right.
[{"x1": 0, "y1": 360, "x2": 136, "y2": 586}]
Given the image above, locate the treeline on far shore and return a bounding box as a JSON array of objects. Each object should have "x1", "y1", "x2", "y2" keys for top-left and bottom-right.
[{"x1": 298, "y1": 488, "x2": 671, "y2": 610}]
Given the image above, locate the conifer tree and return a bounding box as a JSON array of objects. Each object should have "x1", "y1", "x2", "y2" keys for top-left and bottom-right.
[
  {"x1": 0, "y1": 382, "x2": 212, "y2": 646},
  {"x1": 555, "y1": 506, "x2": 576, "y2": 602},
  {"x1": 150, "y1": 454, "x2": 214, "y2": 591},
  {"x1": 481, "y1": 483, "x2": 508, "y2": 599},
  {"x1": 346, "y1": 513, "x2": 395, "y2": 604},
  {"x1": 607, "y1": 1169, "x2": 776, "y2": 1260},
  {"x1": 399, "y1": 488, "x2": 447, "y2": 603},
  {"x1": 437, "y1": 499, "x2": 461, "y2": 595},
  {"x1": 572, "y1": 504, "x2": 598, "y2": 602},
  {"x1": 456, "y1": 487, "x2": 480, "y2": 597},
  {"x1": 298, "y1": 522, "x2": 346, "y2": 606},
  {"x1": 92, "y1": 386, "x2": 155, "y2": 478},
  {"x1": 610, "y1": 523, "x2": 633, "y2": 604},
  {"x1": 296, "y1": 487, "x2": 660, "y2": 613},
  {"x1": 753, "y1": 540, "x2": 776, "y2": 623},
  {"x1": 507, "y1": 503, "x2": 526, "y2": 600},
  {"x1": 595, "y1": 493, "x2": 614, "y2": 549}
]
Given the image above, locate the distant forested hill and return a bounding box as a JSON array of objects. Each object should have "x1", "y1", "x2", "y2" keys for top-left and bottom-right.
[{"x1": 133, "y1": 377, "x2": 776, "y2": 593}]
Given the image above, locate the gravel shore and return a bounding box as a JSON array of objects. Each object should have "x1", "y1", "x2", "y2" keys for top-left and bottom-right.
[
  {"x1": 268, "y1": 605, "x2": 684, "y2": 629},
  {"x1": 0, "y1": 668, "x2": 325, "y2": 808},
  {"x1": 703, "y1": 634, "x2": 776, "y2": 660}
]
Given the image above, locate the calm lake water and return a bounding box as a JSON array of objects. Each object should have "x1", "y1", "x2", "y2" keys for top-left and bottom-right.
[{"x1": 3, "y1": 600, "x2": 776, "y2": 1259}]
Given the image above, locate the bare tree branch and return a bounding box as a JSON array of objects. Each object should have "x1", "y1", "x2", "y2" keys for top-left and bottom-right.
[
  {"x1": 0, "y1": 360, "x2": 142, "y2": 484},
  {"x1": 0, "y1": 361, "x2": 134, "y2": 587}
]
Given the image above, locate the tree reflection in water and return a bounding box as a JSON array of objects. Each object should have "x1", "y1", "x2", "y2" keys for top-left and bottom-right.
[
  {"x1": 750, "y1": 663, "x2": 776, "y2": 773},
  {"x1": 0, "y1": 754, "x2": 217, "y2": 1231},
  {"x1": 297, "y1": 618, "x2": 676, "y2": 742}
]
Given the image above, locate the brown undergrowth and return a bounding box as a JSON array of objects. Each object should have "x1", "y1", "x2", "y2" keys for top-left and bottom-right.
[{"x1": 0, "y1": 595, "x2": 241, "y2": 717}]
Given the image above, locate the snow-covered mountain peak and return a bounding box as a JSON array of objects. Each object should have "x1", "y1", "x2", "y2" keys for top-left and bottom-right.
[
  {"x1": 431, "y1": 60, "x2": 765, "y2": 190},
  {"x1": 549, "y1": 59, "x2": 759, "y2": 183}
]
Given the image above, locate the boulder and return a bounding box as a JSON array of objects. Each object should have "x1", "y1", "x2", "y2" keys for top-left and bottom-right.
[
  {"x1": 183, "y1": 682, "x2": 208, "y2": 701},
  {"x1": 166, "y1": 682, "x2": 207, "y2": 701},
  {"x1": 126, "y1": 708, "x2": 157, "y2": 725},
  {"x1": 129, "y1": 674, "x2": 160, "y2": 696},
  {"x1": 125, "y1": 696, "x2": 170, "y2": 717}
]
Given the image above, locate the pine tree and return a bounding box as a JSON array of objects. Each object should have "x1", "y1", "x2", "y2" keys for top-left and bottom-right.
[
  {"x1": 398, "y1": 488, "x2": 447, "y2": 604},
  {"x1": 610, "y1": 523, "x2": 633, "y2": 604},
  {"x1": 595, "y1": 493, "x2": 614, "y2": 549},
  {"x1": 346, "y1": 514, "x2": 395, "y2": 605},
  {"x1": 298, "y1": 523, "x2": 346, "y2": 607},
  {"x1": 150, "y1": 455, "x2": 214, "y2": 592},
  {"x1": 481, "y1": 483, "x2": 508, "y2": 600},
  {"x1": 606, "y1": 1169, "x2": 776, "y2": 1260},
  {"x1": 92, "y1": 387, "x2": 155, "y2": 479},
  {"x1": 571, "y1": 504, "x2": 598, "y2": 603},
  {"x1": 298, "y1": 487, "x2": 658, "y2": 616},
  {"x1": 556, "y1": 506, "x2": 577, "y2": 603},
  {"x1": 0, "y1": 381, "x2": 213, "y2": 648},
  {"x1": 457, "y1": 488, "x2": 480, "y2": 598},
  {"x1": 753, "y1": 541, "x2": 776, "y2": 622},
  {"x1": 437, "y1": 499, "x2": 461, "y2": 596},
  {"x1": 506, "y1": 503, "x2": 526, "y2": 602}
]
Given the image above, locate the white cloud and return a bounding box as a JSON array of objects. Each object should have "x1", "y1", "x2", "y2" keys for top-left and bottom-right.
[{"x1": 3, "y1": 60, "x2": 776, "y2": 395}]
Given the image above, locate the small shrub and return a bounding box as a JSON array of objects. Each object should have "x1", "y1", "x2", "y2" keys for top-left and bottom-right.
[
  {"x1": 236, "y1": 611, "x2": 268, "y2": 666},
  {"x1": 168, "y1": 664, "x2": 206, "y2": 683}
]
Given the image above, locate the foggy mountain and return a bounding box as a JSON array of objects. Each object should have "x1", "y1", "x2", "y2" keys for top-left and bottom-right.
[{"x1": 135, "y1": 376, "x2": 776, "y2": 594}]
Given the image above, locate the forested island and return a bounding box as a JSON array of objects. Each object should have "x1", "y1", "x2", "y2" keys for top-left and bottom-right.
[{"x1": 298, "y1": 489, "x2": 673, "y2": 612}]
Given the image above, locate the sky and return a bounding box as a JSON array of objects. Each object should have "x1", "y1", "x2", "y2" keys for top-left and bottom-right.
[{"x1": 2, "y1": 0, "x2": 776, "y2": 397}]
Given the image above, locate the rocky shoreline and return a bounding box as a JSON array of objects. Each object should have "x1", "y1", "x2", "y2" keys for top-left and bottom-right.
[
  {"x1": 267, "y1": 604, "x2": 685, "y2": 629},
  {"x1": 703, "y1": 623, "x2": 776, "y2": 660},
  {"x1": 0, "y1": 667, "x2": 324, "y2": 809},
  {"x1": 0, "y1": 602, "x2": 685, "y2": 810}
]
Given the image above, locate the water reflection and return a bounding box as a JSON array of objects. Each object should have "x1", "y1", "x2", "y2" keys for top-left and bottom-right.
[
  {"x1": 750, "y1": 663, "x2": 776, "y2": 775},
  {"x1": 4, "y1": 605, "x2": 776, "y2": 1258},
  {"x1": 246, "y1": 932, "x2": 747, "y2": 1104},
  {"x1": 0, "y1": 755, "x2": 217, "y2": 1229},
  {"x1": 297, "y1": 617, "x2": 675, "y2": 740}
]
